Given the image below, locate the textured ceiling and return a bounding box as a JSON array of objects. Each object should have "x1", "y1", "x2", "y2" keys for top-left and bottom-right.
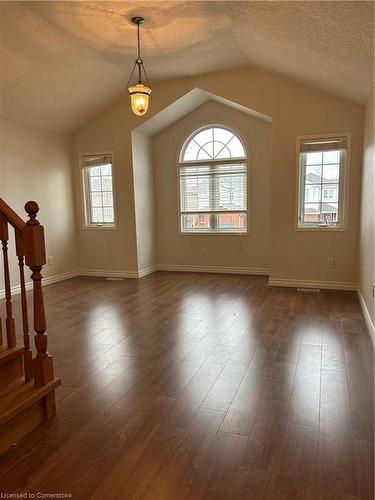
[{"x1": 1, "y1": 1, "x2": 373, "y2": 134}]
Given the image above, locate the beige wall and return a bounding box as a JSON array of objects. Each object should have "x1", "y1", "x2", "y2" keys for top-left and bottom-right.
[
  {"x1": 0, "y1": 118, "x2": 78, "y2": 287},
  {"x1": 72, "y1": 105, "x2": 138, "y2": 273},
  {"x1": 132, "y1": 132, "x2": 156, "y2": 272},
  {"x1": 153, "y1": 100, "x2": 271, "y2": 270},
  {"x1": 72, "y1": 66, "x2": 364, "y2": 285},
  {"x1": 359, "y1": 89, "x2": 374, "y2": 324}
]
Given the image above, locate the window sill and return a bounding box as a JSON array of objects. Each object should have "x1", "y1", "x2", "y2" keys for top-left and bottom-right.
[
  {"x1": 179, "y1": 231, "x2": 249, "y2": 236},
  {"x1": 295, "y1": 225, "x2": 347, "y2": 232},
  {"x1": 83, "y1": 225, "x2": 118, "y2": 231}
]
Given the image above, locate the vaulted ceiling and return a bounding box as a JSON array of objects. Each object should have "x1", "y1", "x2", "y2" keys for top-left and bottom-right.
[{"x1": 1, "y1": 1, "x2": 373, "y2": 134}]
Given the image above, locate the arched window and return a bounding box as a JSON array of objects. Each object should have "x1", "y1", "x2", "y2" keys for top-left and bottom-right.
[{"x1": 179, "y1": 126, "x2": 248, "y2": 233}]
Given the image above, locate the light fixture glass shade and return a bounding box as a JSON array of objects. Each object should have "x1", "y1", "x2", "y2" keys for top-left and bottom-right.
[{"x1": 128, "y1": 83, "x2": 152, "y2": 116}]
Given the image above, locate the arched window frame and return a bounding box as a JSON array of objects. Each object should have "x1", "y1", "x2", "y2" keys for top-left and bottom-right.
[{"x1": 178, "y1": 125, "x2": 248, "y2": 234}]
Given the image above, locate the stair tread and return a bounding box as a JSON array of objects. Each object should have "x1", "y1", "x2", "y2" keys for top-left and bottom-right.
[
  {"x1": 0, "y1": 377, "x2": 61, "y2": 426},
  {"x1": 0, "y1": 345, "x2": 24, "y2": 366}
]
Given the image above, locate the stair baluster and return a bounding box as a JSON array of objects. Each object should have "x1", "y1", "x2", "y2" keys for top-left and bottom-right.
[
  {"x1": 0, "y1": 215, "x2": 16, "y2": 348},
  {"x1": 15, "y1": 229, "x2": 33, "y2": 382}
]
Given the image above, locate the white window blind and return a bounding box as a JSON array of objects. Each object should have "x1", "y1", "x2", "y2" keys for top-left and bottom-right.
[
  {"x1": 81, "y1": 154, "x2": 116, "y2": 228},
  {"x1": 180, "y1": 164, "x2": 247, "y2": 214},
  {"x1": 179, "y1": 126, "x2": 248, "y2": 233},
  {"x1": 297, "y1": 136, "x2": 348, "y2": 229}
]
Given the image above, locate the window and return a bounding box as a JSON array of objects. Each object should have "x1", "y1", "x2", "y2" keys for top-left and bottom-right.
[
  {"x1": 297, "y1": 135, "x2": 349, "y2": 229},
  {"x1": 81, "y1": 153, "x2": 116, "y2": 228},
  {"x1": 179, "y1": 126, "x2": 247, "y2": 233}
]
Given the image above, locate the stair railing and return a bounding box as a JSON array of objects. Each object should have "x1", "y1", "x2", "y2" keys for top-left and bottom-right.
[{"x1": 0, "y1": 197, "x2": 54, "y2": 386}]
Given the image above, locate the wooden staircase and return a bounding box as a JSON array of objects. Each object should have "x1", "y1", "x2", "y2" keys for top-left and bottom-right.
[{"x1": 0, "y1": 198, "x2": 60, "y2": 456}]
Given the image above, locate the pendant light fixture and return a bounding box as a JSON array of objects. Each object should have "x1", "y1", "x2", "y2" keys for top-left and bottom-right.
[{"x1": 127, "y1": 17, "x2": 151, "y2": 116}]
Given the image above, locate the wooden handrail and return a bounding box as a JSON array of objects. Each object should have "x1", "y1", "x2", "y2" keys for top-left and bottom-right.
[
  {"x1": 0, "y1": 197, "x2": 26, "y2": 232},
  {"x1": 0, "y1": 199, "x2": 55, "y2": 386}
]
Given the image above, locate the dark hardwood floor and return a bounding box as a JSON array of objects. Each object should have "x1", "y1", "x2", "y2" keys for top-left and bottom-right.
[{"x1": 0, "y1": 272, "x2": 373, "y2": 499}]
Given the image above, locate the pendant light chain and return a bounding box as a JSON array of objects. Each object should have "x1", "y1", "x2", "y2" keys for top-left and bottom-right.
[
  {"x1": 127, "y1": 16, "x2": 152, "y2": 116},
  {"x1": 137, "y1": 21, "x2": 142, "y2": 83},
  {"x1": 137, "y1": 21, "x2": 142, "y2": 61}
]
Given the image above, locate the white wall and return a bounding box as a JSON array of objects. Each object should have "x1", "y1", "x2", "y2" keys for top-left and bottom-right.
[
  {"x1": 132, "y1": 132, "x2": 156, "y2": 272},
  {"x1": 359, "y1": 89, "x2": 374, "y2": 327},
  {"x1": 72, "y1": 104, "x2": 138, "y2": 274},
  {"x1": 0, "y1": 118, "x2": 78, "y2": 287},
  {"x1": 153, "y1": 100, "x2": 271, "y2": 271},
  {"x1": 72, "y1": 66, "x2": 364, "y2": 286}
]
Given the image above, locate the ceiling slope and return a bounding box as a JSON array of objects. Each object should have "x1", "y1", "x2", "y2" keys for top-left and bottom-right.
[{"x1": 1, "y1": 1, "x2": 373, "y2": 133}]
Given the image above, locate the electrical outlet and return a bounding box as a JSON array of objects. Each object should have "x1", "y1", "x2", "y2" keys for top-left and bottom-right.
[
  {"x1": 48, "y1": 256, "x2": 53, "y2": 265},
  {"x1": 328, "y1": 258, "x2": 336, "y2": 269},
  {"x1": 201, "y1": 248, "x2": 207, "y2": 256}
]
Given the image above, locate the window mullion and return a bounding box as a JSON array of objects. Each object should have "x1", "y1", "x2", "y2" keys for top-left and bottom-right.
[
  {"x1": 300, "y1": 153, "x2": 306, "y2": 224},
  {"x1": 211, "y1": 164, "x2": 217, "y2": 231}
]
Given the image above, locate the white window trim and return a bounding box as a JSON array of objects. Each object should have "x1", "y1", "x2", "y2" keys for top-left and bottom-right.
[
  {"x1": 294, "y1": 132, "x2": 351, "y2": 232},
  {"x1": 177, "y1": 125, "x2": 249, "y2": 236},
  {"x1": 79, "y1": 151, "x2": 118, "y2": 230}
]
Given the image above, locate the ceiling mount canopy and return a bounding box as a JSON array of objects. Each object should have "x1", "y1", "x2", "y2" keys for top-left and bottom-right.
[{"x1": 127, "y1": 16, "x2": 152, "y2": 117}]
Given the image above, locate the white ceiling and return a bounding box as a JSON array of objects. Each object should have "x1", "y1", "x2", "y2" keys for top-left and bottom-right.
[{"x1": 1, "y1": 1, "x2": 373, "y2": 134}]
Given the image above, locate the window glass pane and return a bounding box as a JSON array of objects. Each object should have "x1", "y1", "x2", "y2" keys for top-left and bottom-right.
[
  {"x1": 182, "y1": 127, "x2": 245, "y2": 162},
  {"x1": 183, "y1": 141, "x2": 200, "y2": 161},
  {"x1": 180, "y1": 175, "x2": 210, "y2": 212},
  {"x1": 102, "y1": 191, "x2": 114, "y2": 206},
  {"x1": 323, "y1": 150, "x2": 340, "y2": 164},
  {"x1": 303, "y1": 203, "x2": 320, "y2": 223},
  {"x1": 84, "y1": 160, "x2": 115, "y2": 226},
  {"x1": 196, "y1": 148, "x2": 212, "y2": 160},
  {"x1": 193, "y1": 129, "x2": 214, "y2": 149},
  {"x1": 103, "y1": 207, "x2": 114, "y2": 223},
  {"x1": 179, "y1": 128, "x2": 247, "y2": 233},
  {"x1": 89, "y1": 166, "x2": 101, "y2": 176},
  {"x1": 228, "y1": 136, "x2": 245, "y2": 158},
  {"x1": 90, "y1": 192, "x2": 102, "y2": 207},
  {"x1": 304, "y1": 184, "x2": 321, "y2": 202},
  {"x1": 322, "y1": 203, "x2": 339, "y2": 223},
  {"x1": 214, "y1": 128, "x2": 233, "y2": 144},
  {"x1": 100, "y1": 164, "x2": 112, "y2": 175},
  {"x1": 299, "y1": 140, "x2": 345, "y2": 228},
  {"x1": 305, "y1": 165, "x2": 321, "y2": 184},
  {"x1": 322, "y1": 184, "x2": 339, "y2": 202},
  {"x1": 306, "y1": 151, "x2": 323, "y2": 165},
  {"x1": 213, "y1": 142, "x2": 229, "y2": 158},
  {"x1": 89, "y1": 176, "x2": 101, "y2": 191},
  {"x1": 217, "y1": 173, "x2": 246, "y2": 211},
  {"x1": 323, "y1": 164, "x2": 340, "y2": 183},
  {"x1": 218, "y1": 213, "x2": 246, "y2": 230},
  {"x1": 101, "y1": 176, "x2": 113, "y2": 191},
  {"x1": 182, "y1": 214, "x2": 211, "y2": 230},
  {"x1": 91, "y1": 207, "x2": 103, "y2": 223}
]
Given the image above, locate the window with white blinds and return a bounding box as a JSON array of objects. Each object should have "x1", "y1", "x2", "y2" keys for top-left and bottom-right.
[
  {"x1": 297, "y1": 135, "x2": 350, "y2": 230},
  {"x1": 179, "y1": 126, "x2": 248, "y2": 233},
  {"x1": 81, "y1": 153, "x2": 116, "y2": 228}
]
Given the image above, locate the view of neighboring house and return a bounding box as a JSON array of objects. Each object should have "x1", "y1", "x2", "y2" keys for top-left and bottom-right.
[{"x1": 302, "y1": 150, "x2": 341, "y2": 224}]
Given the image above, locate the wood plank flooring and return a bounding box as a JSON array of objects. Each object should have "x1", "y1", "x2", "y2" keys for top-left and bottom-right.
[{"x1": 0, "y1": 272, "x2": 373, "y2": 499}]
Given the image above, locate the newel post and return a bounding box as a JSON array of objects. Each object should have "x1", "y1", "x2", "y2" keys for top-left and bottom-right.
[{"x1": 24, "y1": 201, "x2": 54, "y2": 386}]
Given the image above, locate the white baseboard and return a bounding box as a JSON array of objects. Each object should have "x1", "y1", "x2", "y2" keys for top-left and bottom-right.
[
  {"x1": 268, "y1": 278, "x2": 357, "y2": 291},
  {"x1": 157, "y1": 264, "x2": 270, "y2": 276},
  {"x1": 357, "y1": 287, "x2": 375, "y2": 344},
  {"x1": 138, "y1": 266, "x2": 159, "y2": 278},
  {"x1": 0, "y1": 270, "x2": 79, "y2": 298},
  {"x1": 79, "y1": 268, "x2": 139, "y2": 279},
  {"x1": 78, "y1": 265, "x2": 269, "y2": 278}
]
